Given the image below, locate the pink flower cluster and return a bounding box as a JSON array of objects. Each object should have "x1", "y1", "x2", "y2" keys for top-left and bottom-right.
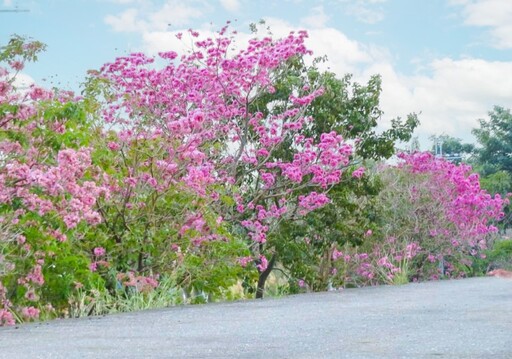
[
  {"x1": 397, "y1": 152, "x2": 506, "y2": 245},
  {"x1": 117, "y1": 272, "x2": 159, "y2": 293}
]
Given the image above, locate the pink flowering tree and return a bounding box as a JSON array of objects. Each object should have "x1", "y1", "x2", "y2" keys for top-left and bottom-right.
[
  {"x1": 86, "y1": 26, "x2": 359, "y2": 298},
  {"x1": 0, "y1": 36, "x2": 109, "y2": 325},
  {"x1": 255, "y1": 66, "x2": 418, "y2": 292},
  {"x1": 336, "y1": 152, "x2": 507, "y2": 286}
]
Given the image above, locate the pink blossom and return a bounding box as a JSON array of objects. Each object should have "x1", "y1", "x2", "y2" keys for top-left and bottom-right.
[
  {"x1": 332, "y1": 249, "x2": 343, "y2": 261},
  {"x1": 17, "y1": 235, "x2": 26, "y2": 245},
  {"x1": 9, "y1": 60, "x2": 24, "y2": 71},
  {"x1": 238, "y1": 256, "x2": 253, "y2": 268},
  {"x1": 0, "y1": 309, "x2": 15, "y2": 326},
  {"x1": 261, "y1": 172, "x2": 275, "y2": 187},
  {"x1": 377, "y1": 256, "x2": 389, "y2": 267},
  {"x1": 93, "y1": 247, "x2": 106, "y2": 256},
  {"x1": 26, "y1": 265, "x2": 44, "y2": 285},
  {"x1": 256, "y1": 255, "x2": 268, "y2": 272},
  {"x1": 107, "y1": 142, "x2": 121, "y2": 151},
  {"x1": 352, "y1": 167, "x2": 365, "y2": 179},
  {"x1": 159, "y1": 51, "x2": 178, "y2": 60},
  {"x1": 21, "y1": 306, "x2": 40, "y2": 320}
]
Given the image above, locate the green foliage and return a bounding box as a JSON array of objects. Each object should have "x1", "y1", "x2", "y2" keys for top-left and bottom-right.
[
  {"x1": 67, "y1": 275, "x2": 182, "y2": 318},
  {"x1": 480, "y1": 171, "x2": 512, "y2": 196},
  {"x1": 275, "y1": 168, "x2": 383, "y2": 290},
  {"x1": 470, "y1": 106, "x2": 512, "y2": 229},
  {"x1": 41, "y1": 243, "x2": 104, "y2": 310},
  {"x1": 473, "y1": 106, "x2": 512, "y2": 175},
  {"x1": 486, "y1": 239, "x2": 512, "y2": 271}
]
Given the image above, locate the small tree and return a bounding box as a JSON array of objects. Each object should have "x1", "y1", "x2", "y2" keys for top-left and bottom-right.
[
  {"x1": 0, "y1": 36, "x2": 108, "y2": 325},
  {"x1": 248, "y1": 56, "x2": 418, "y2": 291},
  {"x1": 473, "y1": 106, "x2": 512, "y2": 175},
  {"x1": 341, "y1": 152, "x2": 507, "y2": 286}
]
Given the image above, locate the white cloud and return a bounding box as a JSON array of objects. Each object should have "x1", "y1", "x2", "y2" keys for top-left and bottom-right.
[
  {"x1": 366, "y1": 58, "x2": 512, "y2": 144},
  {"x1": 342, "y1": 0, "x2": 387, "y2": 24},
  {"x1": 105, "y1": 8, "x2": 145, "y2": 32},
  {"x1": 149, "y1": 2, "x2": 204, "y2": 29},
  {"x1": 3, "y1": 0, "x2": 13, "y2": 6},
  {"x1": 104, "y1": 0, "x2": 205, "y2": 34},
  {"x1": 219, "y1": 0, "x2": 240, "y2": 12},
  {"x1": 451, "y1": 0, "x2": 512, "y2": 49},
  {"x1": 141, "y1": 31, "x2": 189, "y2": 54},
  {"x1": 300, "y1": 5, "x2": 329, "y2": 29},
  {"x1": 13, "y1": 73, "x2": 35, "y2": 90}
]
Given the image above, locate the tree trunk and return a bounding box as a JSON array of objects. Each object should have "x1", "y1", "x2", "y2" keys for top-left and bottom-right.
[{"x1": 255, "y1": 255, "x2": 276, "y2": 299}]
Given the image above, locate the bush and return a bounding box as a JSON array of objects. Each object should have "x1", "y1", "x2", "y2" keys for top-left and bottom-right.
[{"x1": 328, "y1": 153, "x2": 506, "y2": 287}]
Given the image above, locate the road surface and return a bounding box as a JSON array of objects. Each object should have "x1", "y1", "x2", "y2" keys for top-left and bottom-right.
[{"x1": 1, "y1": 277, "x2": 511, "y2": 358}]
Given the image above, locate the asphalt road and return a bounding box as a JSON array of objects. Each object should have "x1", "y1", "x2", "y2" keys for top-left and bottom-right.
[{"x1": 1, "y1": 277, "x2": 511, "y2": 358}]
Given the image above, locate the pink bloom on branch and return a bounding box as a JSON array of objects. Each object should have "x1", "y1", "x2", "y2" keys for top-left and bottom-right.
[
  {"x1": 63, "y1": 213, "x2": 80, "y2": 229},
  {"x1": 93, "y1": 247, "x2": 106, "y2": 256},
  {"x1": 25, "y1": 289, "x2": 39, "y2": 301},
  {"x1": 257, "y1": 255, "x2": 268, "y2": 272},
  {"x1": 29, "y1": 86, "x2": 52, "y2": 101},
  {"x1": 54, "y1": 230, "x2": 67, "y2": 243},
  {"x1": 0, "y1": 309, "x2": 15, "y2": 326},
  {"x1": 17, "y1": 235, "x2": 26, "y2": 244},
  {"x1": 298, "y1": 192, "x2": 330, "y2": 212},
  {"x1": 356, "y1": 253, "x2": 369, "y2": 260},
  {"x1": 261, "y1": 172, "x2": 275, "y2": 187},
  {"x1": 352, "y1": 167, "x2": 365, "y2": 179},
  {"x1": 332, "y1": 249, "x2": 343, "y2": 261},
  {"x1": 238, "y1": 256, "x2": 253, "y2": 268},
  {"x1": 159, "y1": 51, "x2": 178, "y2": 60},
  {"x1": 256, "y1": 148, "x2": 269, "y2": 157},
  {"x1": 0, "y1": 81, "x2": 10, "y2": 96},
  {"x1": 377, "y1": 256, "x2": 389, "y2": 267},
  {"x1": 26, "y1": 265, "x2": 44, "y2": 285},
  {"x1": 107, "y1": 142, "x2": 121, "y2": 151},
  {"x1": 9, "y1": 61, "x2": 24, "y2": 71},
  {"x1": 21, "y1": 306, "x2": 40, "y2": 320}
]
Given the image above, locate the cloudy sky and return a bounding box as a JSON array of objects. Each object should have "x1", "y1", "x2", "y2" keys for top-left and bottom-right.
[{"x1": 1, "y1": 0, "x2": 512, "y2": 148}]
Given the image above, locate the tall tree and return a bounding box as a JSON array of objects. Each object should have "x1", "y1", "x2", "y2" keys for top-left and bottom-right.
[
  {"x1": 472, "y1": 106, "x2": 512, "y2": 228},
  {"x1": 249, "y1": 55, "x2": 419, "y2": 293},
  {"x1": 472, "y1": 106, "x2": 512, "y2": 175}
]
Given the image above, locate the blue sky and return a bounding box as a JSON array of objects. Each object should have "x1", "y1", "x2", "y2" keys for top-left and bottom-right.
[{"x1": 1, "y1": 0, "x2": 512, "y2": 148}]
